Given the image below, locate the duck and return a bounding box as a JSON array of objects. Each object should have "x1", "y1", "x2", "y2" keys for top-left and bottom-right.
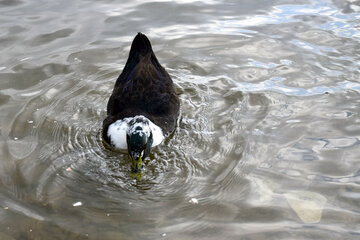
[{"x1": 102, "y1": 32, "x2": 180, "y2": 172}]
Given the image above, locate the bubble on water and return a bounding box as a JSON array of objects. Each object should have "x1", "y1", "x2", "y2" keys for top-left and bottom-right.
[
  {"x1": 74, "y1": 57, "x2": 82, "y2": 63},
  {"x1": 72, "y1": 201, "x2": 82, "y2": 207}
]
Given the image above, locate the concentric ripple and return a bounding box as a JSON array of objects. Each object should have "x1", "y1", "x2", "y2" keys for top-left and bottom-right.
[{"x1": 1, "y1": 0, "x2": 360, "y2": 239}]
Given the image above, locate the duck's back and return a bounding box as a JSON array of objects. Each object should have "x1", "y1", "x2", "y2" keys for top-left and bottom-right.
[{"x1": 104, "y1": 33, "x2": 179, "y2": 136}]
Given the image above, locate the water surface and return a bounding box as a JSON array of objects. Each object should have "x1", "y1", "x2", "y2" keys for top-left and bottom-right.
[{"x1": 0, "y1": 0, "x2": 360, "y2": 239}]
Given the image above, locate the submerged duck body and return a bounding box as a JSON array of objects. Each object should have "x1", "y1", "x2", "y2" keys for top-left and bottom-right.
[{"x1": 102, "y1": 33, "x2": 180, "y2": 171}]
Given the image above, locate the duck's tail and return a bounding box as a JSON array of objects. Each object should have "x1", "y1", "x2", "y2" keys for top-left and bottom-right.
[
  {"x1": 115, "y1": 33, "x2": 162, "y2": 85},
  {"x1": 129, "y1": 32, "x2": 153, "y2": 58}
]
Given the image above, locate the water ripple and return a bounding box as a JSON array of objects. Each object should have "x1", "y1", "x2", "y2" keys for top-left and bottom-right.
[{"x1": 0, "y1": 0, "x2": 360, "y2": 239}]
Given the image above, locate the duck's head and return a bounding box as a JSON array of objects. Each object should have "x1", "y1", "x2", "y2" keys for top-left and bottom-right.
[{"x1": 126, "y1": 117, "x2": 153, "y2": 172}]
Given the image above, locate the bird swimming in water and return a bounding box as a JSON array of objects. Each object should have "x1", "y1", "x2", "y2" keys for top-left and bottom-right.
[{"x1": 102, "y1": 33, "x2": 180, "y2": 172}]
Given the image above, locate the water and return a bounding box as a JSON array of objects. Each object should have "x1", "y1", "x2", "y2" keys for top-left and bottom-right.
[{"x1": 0, "y1": 0, "x2": 359, "y2": 239}]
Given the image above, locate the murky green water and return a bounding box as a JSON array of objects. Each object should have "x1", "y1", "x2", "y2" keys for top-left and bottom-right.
[{"x1": 1, "y1": 0, "x2": 360, "y2": 239}]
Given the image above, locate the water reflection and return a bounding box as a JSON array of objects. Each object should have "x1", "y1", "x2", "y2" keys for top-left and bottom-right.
[{"x1": 0, "y1": 0, "x2": 360, "y2": 239}]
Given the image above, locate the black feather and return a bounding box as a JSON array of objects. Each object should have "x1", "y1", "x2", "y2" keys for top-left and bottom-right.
[
  {"x1": 103, "y1": 33, "x2": 180, "y2": 144},
  {"x1": 129, "y1": 32, "x2": 153, "y2": 57}
]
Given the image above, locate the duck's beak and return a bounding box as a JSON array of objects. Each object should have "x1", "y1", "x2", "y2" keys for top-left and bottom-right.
[{"x1": 130, "y1": 151, "x2": 143, "y2": 172}]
